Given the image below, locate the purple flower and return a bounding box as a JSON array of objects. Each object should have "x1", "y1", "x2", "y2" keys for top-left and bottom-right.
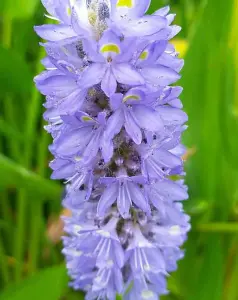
[
  {"x1": 35, "y1": 1, "x2": 190, "y2": 299},
  {"x1": 78, "y1": 30, "x2": 145, "y2": 96}
]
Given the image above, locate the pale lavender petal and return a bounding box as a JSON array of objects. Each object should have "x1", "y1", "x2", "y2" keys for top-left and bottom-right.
[
  {"x1": 34, "y1": 24, "x2": 77, "y2": 41},
  {"x1": 117, "y1": 181, "x2": 131, "y2": 218},
  {"x1": 153, "y1": 5, "x2": 170, "y2": 16},
  {"x1": 133, "y1": 105, "x2": 163, "y2": 132},
  {"x1": 142, "y1": 65, "x2": 181, "y2": 86},
  {"x1": 124, "y1": 109, "x2": 142, "y2": 145},
  {"x1": 112, "y1": 63, "x2": 145, "y2": 86},
  {"x1": 78, "y1": 63, "x2": 107, "y2": 89},
  {"x1": 101, "y1": 134, "x2": 114, "y2": 163},
  {"x1": 36, "y1": 75, "x2": 78, "y2": 97},
  {"x1": 101, "y1": 67, "x2": 117, "y2": 96},
  {"x1": 127, "y1": 182, "x2": 148, "y2": 212},
  {"x1": 97, "y1": 183, "x2": 118, "y2": 216},
  {"x1": 121, "y1": 16, "x2": 167, "y2": 37},
  {"x1": 109, "y1": 93, "x2": 123, "y2": 111},
  {"x1": 156, "y1": 106, "x2": 188, "y2": 125},
  {"x1": 105, "y1": 109, "x2": 124, "y2": 139}
]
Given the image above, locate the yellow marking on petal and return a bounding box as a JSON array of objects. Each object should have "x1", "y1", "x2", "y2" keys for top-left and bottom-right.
[
  {"x1": 123, "y1": 95, "x2": 140, "y2": 102},
  {"x1": 81, "y1": 116, "x2": 94, "y2": 122},
  {"x1": 100, "y1": 43, "x2": 121, "y2": 54},
  {"x1": 67, "y1": 6, "x2": 72, "y2": 16},
  {"x1": 139, "y1": 51, "x2": 148, "y2": 60},
  {"x1": 88, "y1": 10, "x2": 97, "y2": 26},
  {"x1": 116, "y1": 0, "x2": 133, "y2": 8}
]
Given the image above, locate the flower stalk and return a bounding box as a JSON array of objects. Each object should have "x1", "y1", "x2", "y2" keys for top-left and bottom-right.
[{"x1": 35, "y1": 1, "x2": 190, "y2": 299}]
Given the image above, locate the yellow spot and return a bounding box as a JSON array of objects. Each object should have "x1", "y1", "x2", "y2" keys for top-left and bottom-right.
[
  {"x1": 172, "y1": 38, "x2": 188, "y2": 58},
  {"x1": 67, "y1": 6, "x2": 72, "y2": 16},
  {"x1": 81, "y1": 116, "x2": 93, "y2": 122},
  {"x1": 116, "y1": 0, "x2": 133, "y2": 8},
  {"x1": 139, "y1": 51, "x2": 148, "y2": 60},
  {"x1": 88, "y1": 11, "x2": 97, "y2": 26},
  {"x1": 123, "y1": 95, "x2": 140, "y2": 102},
  {"x1": 100, "y1": 43, "x2": 121, "y2": 54}
]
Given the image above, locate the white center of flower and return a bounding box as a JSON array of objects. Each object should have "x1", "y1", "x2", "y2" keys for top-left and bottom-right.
[
  {"x1": 107, "y1": 259, "x2": 114, "y2": 267},
  {"x1": 98, "y1": 230, "x2": 110, "y2": 237},
  {"x1": 169, "y1": 225, "x2": 181, "y2": 236},
  {"x1": 141, "y1": 290, "x2": 154, "y2": 299}
]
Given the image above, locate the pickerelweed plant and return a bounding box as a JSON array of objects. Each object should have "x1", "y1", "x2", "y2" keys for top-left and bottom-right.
[{"x1": 34, "y1": 0, "x2": 190, "y2": 299}]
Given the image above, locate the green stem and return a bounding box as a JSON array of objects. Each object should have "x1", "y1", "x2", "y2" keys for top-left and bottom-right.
[
  {"x1": 0, "y1": 238, "x2": 9, "y2": 285},
  {"x1": 2, "y1": 16, "x2": 12, "y2": 47},
  {"x1": 2, "y1": 16, "x2": 19, "y2": 160},
  {"x1": 28, "y1": 47, "x2": 49, "y2": 274},
  {"x1": 28, "y1": 131, "x2": 50, "y2": 273},
  {"x1": 14, "y1": 189, "x2": 27, "y2": 282},
  {"x1": 197, "y1": 223, "x2": 238, "y2": 233},
  {"x1": 2, "y1": 15, "x2": 21, "y2": 284}
]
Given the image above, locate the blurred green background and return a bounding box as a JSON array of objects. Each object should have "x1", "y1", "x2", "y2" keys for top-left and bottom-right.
[{"x1": 0, "y1": 0, "x2": 238, "y2": 299}]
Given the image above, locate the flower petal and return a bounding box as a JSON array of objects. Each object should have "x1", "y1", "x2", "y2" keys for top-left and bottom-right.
[
  {"x1": 157, "y1": 53, "x2": 184, "y2": 72},
  {"x1": 97, "y1": 183, "x2": 118, "y2": 216},
  {"x1": 112, "y1": 63, "x2": 145, "y2": 86},
  {"x1": 156, "y1": 106, "x2": 188, "y2": 125},
  {"x1": 124, "y1": 109, "x2": 142, "y2": 144},
  {"x1": 117, "y1": 181, "x2": 132, "y2": 218},
  {"x1": 109, "y1": 93, "x2": 123, "y2": 111},
  {"x1": 105, "y1": 109, "x2": 124, "y2": 139},
  {"x1": 55, "y1": 127, "x2": 92, "y2": 157},
  {"x1": 142, "y1": 65, "x2": 181, "y2": 87},
  {"x1": 154, "y1": 149, "x2": 182, "y2": 169},
  {"x1": 34, "y1": 24, "x2": 77, "y2": 42},
  {"x1": 71, "y1": 0, "x2": 93, "y2": 37},
  {"x1": 36, "y1": 75, "x2": 78, "y2": 97},
  {"x1": 154, "y1": 180, "x2": 188, "y2": 201},
  {"x1": 101, "y1": 134, "x2": 114, "y2": 163},
  {"x1": 128, "y1": 182, "x2": 148, "y2": 212},
  {"x1": 101, "y1": 67, "x2": 117, "y2": 96},
  {"x1": 153, "y1": 5, "x2": 170, "y2": 16},
  {"x1": 133, "y1": 105, "x2": 163, "y2": 132},
  {"x1": 121, "y1": 16, "x2": 167, "y2": 37},
  {"x1": 112, "y1": 0, "x2": 151, "y2": 18},
  {"x1": 78, "y1": 63, "x2": 107, "y2": 89}
]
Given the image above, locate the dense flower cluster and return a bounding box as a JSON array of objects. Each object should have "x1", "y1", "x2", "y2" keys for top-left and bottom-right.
[{"x1": 35, "y1": 0, "x2": 190, "y2": 299}]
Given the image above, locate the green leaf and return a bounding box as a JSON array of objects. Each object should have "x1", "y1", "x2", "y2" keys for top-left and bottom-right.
[
  {"x1": 0, "y1": 154, "x2": 61, "y2": 202},
  {"x1": 1, "y1": 0, "x2": 40, "y2": 20},
  {"x1": 181, "y1": 0, "x2": 235, "y2": 217},
  {"x1": 0, "y1": 265, "x2": 67, "y2": 300},
  {"x1": 225, "y1": 241, "x2": 238, "y2": 300},
  {"x1": 0, "y1": 45, "x2": 32, "y2": 97}
]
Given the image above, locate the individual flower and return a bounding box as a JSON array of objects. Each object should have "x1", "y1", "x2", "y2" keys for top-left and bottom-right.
[{"x1": 78, "y1": 29, "x2": 145, "y2": 96}]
